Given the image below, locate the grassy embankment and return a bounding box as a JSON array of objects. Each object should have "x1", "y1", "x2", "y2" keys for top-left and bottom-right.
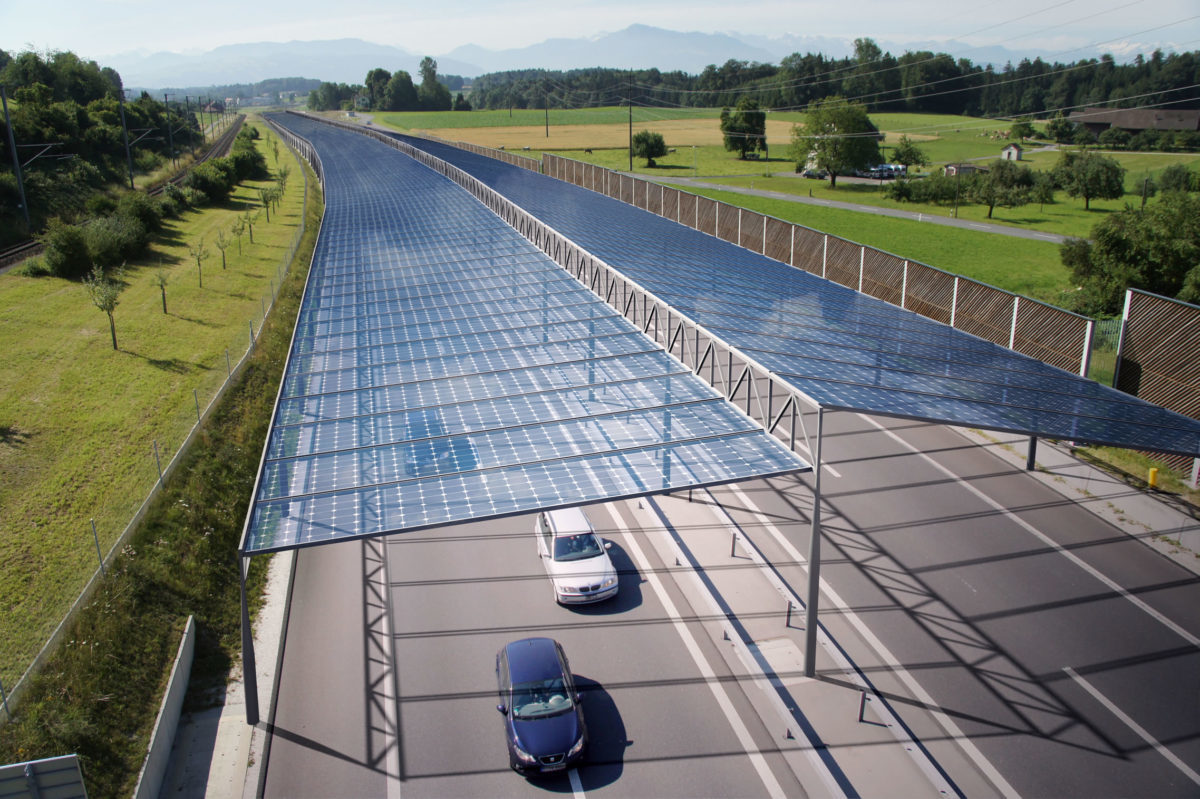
[
  {"x1": 0, "y1": 120, "x2": 304, "y2": 700},
  {"x1": 0, "y1": 119, "x2": 322, "y2": 796}
]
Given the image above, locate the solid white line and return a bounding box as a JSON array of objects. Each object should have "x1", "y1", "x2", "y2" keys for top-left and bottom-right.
[
  {"x1": 643, "y1": 497, "x2": 850, "y2": 799},
  {"x1": 601, "y1": 503, "x2": 787, "y2": 799},
  {"x1": 568, "y1": 767, "x2": 586, "y2": 798},
  {"x1": 725, "y1": 483, "x2": 1021, "y2": 799},
  {"x1": 1064, "y1": 666, "x2": 1200, "y2": 786},
  {"x1": 865, "y1": 416, "x2": 1200, "y2": 649}
]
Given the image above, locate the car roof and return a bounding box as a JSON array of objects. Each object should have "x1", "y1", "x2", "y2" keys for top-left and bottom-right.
[
  {"x1": 545, "y1": 506, "x2": 592, "y2": 536},
  {"x1": 504, "y1": 637, "x2": 564, "y2": 683}
]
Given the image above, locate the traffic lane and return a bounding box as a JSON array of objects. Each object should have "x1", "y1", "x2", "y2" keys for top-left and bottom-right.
[
  {"x1": 743, "y1": 412, "x2": 1200, "y2": 796},
  {"x1": 264, "y1": 539, "x2": 389, "y2": 799},
  {"x1": 387, "y1": 510, "x2": 799, "y2": 798}
]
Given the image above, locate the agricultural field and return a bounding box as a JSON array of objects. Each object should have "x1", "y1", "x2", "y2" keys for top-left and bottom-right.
[{"x1": 0, "y1": 118, "x2": 306, "y2": 689}]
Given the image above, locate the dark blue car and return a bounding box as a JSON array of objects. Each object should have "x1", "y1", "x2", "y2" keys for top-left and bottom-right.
[{"x1": 496, "y1": 637, "x2": 587, "y2": 775}]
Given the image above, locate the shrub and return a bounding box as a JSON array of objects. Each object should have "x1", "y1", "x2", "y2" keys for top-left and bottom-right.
[
  {"x1": 181, "y1": 186, "x2": 208, "y2": 207},
  {"x1": 85, "y1": 193, "x2": 118, "y2": 217},
  {"x1": 1159, "y1": 163, "x2": 1195, "y2": 193},
  {"x1": 38, "y1": 218, "x2": 92, "y2": 279},
  {"x1": 85, "y1": 213, "x2": 148, "y2": 269},
  {"x1": 182, "y1": 161, "x2": 233, "y2": 203},
  {"x1": 116, "y1": 191, "x2": 163, "y2": 232}
]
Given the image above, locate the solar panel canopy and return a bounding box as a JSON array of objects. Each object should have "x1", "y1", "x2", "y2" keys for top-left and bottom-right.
[
  {"x1": 242, "y1": 115, "x2": 809, "y2": 555},
  {"x1": 390, "y1": 133, "x2": 1200, "y2": 460}
]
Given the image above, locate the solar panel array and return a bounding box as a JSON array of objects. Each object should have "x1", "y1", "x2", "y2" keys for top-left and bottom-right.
[
  {"x1": 392, "y1": 134, "x2": 1200, "y2": 459},
  {"x1": 242, "y1": 115, "x2": 809, "y2": 554}
]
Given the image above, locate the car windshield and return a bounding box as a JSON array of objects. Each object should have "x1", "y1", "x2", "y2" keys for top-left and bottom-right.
[
  {"x1": 553, "y1": 533, "x2": 602, "y2": 562},
  {"x1": 510, "y1": 677, "x2": 573, "y2": 719}
]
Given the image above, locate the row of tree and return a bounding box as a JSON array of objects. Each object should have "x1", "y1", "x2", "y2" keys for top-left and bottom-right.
[
  {"x1": 306, "y1": 57, "x2": 467, "y2": 112},
  {"x1": 466, "y1": 43, "x2": 1198, "y2": 121}
]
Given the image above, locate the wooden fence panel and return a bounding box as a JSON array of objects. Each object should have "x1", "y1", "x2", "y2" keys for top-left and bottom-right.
[
  {"x1": 862, "y1": 249, "x2": 904, "y2": 306},
  {"x1": 824, "y1": 237, "x2": 860, "y2": 290},
  {"x1": 954, "y1": 281, "x2": 1014, "y2": 347},
  {"x1": 904, "y1": 261, "x2": 955, "y2": 324}
]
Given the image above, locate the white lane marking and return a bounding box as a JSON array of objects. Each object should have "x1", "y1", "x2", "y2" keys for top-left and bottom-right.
[
  {"x1": 379, "y1": 540, "x2": 403, "y2": 799},
  {"x1": 601, "y1": 504, "x2": 787, "y2": 799},
  {"x1": 726, "y1": 482, "x2": 1021, "y2": 799},
  {"x1": 702, "y1": 489, "x2": 953, "y2": 797},
  {"x1": 1064, "y1": 667, "x2": 1200, "y2": 786},
  {"x1": 569, "y1": 767, "x2": 586, "y2": 798},
  {"x1": 643, "y1": 497, "x2": 850, "y2": 799},
  {"x1": 865, "y1": 416, "x2": 1200, "y2": 649}
]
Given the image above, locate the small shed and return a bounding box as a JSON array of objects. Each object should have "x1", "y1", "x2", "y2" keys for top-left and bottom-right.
[
  {"x1": 1001, "y1": 143, "x2": 1023, "y2": 161},
  {"x1": 944, "y1": 163, "x2": 987, "y2": 177}
]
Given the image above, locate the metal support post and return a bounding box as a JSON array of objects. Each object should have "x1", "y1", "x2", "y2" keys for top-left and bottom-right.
[
  {"x1": 1, "y1": 86, "x2": 31, "y2": 232},
  {"x1": 803, "y1": 408, "x2": 825, "y2": 676},
  {"x1": 1027, "y1": 436, "x2": 1037, "y2": 471},
  {"x1": 240, "y1": 554, "x2": 260, "y2": 725}
]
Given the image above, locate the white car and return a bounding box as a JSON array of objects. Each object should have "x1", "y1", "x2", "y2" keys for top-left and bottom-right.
[{"x1": 536, "y1": 507, "x2": 619, "y2": 604}]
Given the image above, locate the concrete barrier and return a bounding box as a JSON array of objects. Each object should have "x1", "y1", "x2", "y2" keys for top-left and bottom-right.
[{"x1": 133, "y1": 615, "x2": 195, "y2": 799}]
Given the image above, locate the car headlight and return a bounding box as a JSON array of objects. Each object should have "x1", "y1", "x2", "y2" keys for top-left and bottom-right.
[
  {"x1": 568, "y1": 734, "x2": 585, "y2": 757},
  {"x1": 560, "y1": 585, "x2": 577, "y2": 594},
  {"x1": 601, "y1": 576, "x2": 617, "y2": 588},
  {"x1": 511, "y1": 738, "x2": 538, "y2": 764}
]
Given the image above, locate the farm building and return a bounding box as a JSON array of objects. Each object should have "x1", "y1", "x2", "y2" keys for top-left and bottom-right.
[{"x1": 1067, "y1": 107, "x2": 1200, "y2": 136}]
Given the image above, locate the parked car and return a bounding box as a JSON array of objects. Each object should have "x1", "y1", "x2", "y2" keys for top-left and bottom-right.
[
  {"x1": 496, "y1": 637, "x2": 588, "y2": 775},
  {"x1": 800, "y1": 168, "x2": 827, "y2": 179},
  {"x1": 536, "y1": 507, "x2": 618, "y2": 604}
]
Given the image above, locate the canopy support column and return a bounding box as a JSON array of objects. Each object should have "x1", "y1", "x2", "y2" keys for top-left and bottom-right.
[
  {"x1": 241, "y1": 553, "x2": 260, "y2": 726},
  {"x1": 803, "y1": 407, "x2": 825, "y2": 677},
  {"x1": 1027, "y1": 436, "x2": 1038, "y2": 471}
]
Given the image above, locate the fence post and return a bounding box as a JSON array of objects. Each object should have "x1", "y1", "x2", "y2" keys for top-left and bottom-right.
[
  {"x1": 91, "y1": 518, "x2": 105, "y2": 576},
  {"x1": 859, "y1": 247, "x2": 865, "y2": 294},
  {"x1": 0, "y1": 674, "x2": 9, "y2": 721},
  {"x1": 194, "y1": 389, "x2": 201, "y2": 423},
  {"x1": 901, "y1": 260, "x2": 908, "y2": 309},
  {"x1": 226, "y1": 349, "x2": 231, "y2": 378},
  {"x1": 822, "y1": 235, "x2": 828, "y2": 279},
  {"x1": 951, "y1": 276, "x2": 959, "y2": 328},
  {"x1": 1009, "y1": 296, "x2": 1020, "y2": 349},
  {"x1": 154, "y1": 440, "x2": 163, "y2": 487}
]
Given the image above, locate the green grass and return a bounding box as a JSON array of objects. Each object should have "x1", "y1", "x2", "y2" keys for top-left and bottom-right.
[
  {"x1": 679, "y1": 186, "x2": 1072, "y2": 304},
  {"x1": 375, "y1": 105, "x2": 708, "y2": 130},
  {"x1": 0, "y1": 121, "x2": 305, "y2": 692},
  {"x1": 0, "y1": 170, "x2": 319, "y2": 794}
]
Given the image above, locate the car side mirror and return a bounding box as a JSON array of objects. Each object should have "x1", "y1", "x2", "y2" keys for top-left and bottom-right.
[
  {"x1": 604, "y1": 540, "x2": 613, "y2": 550},
  {"x1": 497, "y1": 704, "x2": 507, "y2": 714}
]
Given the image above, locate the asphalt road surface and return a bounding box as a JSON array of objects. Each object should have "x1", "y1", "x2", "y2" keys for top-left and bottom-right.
[{"x1": 261, "y1": 411, "x2": 1200, "y2": 798}]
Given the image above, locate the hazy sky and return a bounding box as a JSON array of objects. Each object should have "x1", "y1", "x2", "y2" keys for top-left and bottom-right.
[{"x1": 3, "y1": 0, "x2": 1198, "y2": 61}]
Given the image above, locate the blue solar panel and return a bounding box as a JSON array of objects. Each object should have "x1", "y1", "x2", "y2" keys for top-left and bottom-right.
[
  {"x1": 241, "y1": 115, "x2": 808, "y2": 554},
  {"x1": 393, "y1": 133, "x2": 1200, "y2": 459}
]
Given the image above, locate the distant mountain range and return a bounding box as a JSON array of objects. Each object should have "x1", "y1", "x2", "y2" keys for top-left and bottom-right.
[{"x1": 112, "y1": 24, "x2": 1166, "y2": 92}]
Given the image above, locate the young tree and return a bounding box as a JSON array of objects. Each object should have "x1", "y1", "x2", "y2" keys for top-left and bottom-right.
[
  {"x1": 215, "y1": 229, "x2": 230, "y2": 269},
  {"x1": 965, "y1": 159, "x2": 1034, "y2": 218},
  {"x1": 890, "y1": 134, "x2": 929, "y2": 171},
  {"x1": 232, "y1": 217, "x2": 246, "y2": 255},
  {"x1": 720, "y1": 97, "x2": 767, "y2": 160},
  {"x1": 258, "y1": 187, "x2": 272, "y2": 223},
  {"x1": 244, "y1": 210, "x2": 258, "y2": 244},
  {"x1": 631, "y1": 130, "x2": 668, "y2": 167},
  {"x1": 83, "y1": 263, "x2": 125, "y2": 350},
  {"x1": 790, "y1": 96, "x2": 881, "y2": 188},
  {"x1": 1054, "y1": 151, "x2": 1126, "y2": 210},
  {"x1": 1032, "y1": 171, "x2": 1056, "y2": 211},
  {"x1": 188, "y1": 237, "x2": 208, "y2": 288}
]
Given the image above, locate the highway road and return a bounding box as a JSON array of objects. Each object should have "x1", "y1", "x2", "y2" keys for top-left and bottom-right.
[{"x1": 259, "y1": 409, "x2": 1200, "y2": 797}]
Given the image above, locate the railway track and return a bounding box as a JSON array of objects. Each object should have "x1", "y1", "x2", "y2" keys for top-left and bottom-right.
[{"x1": 0, "y1": 114, "x2": 246, "y2": 271}]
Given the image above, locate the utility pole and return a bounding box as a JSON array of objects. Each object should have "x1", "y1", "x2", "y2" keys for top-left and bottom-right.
[
  {"x1": 164, "y1": 93, "x2": 176, "y2": 168},
  {"x1": 184, "y1": 96, "x2": 196, "y2": 156},
  {"x1": 627, "y1": 71, "x2": 633, "y2": 172},
  {"x1": 1, "y1": 85, "x2": 31, "y2": 232},
  {"x1": 118, "y1": 91, "x2": 135, "y2": 190}
]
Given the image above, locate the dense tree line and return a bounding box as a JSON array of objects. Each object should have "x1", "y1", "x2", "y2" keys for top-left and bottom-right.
[
  {"x1": 307, "y1": 58, "x2": 463, "y2": 112},
  {"x1": 0, "y1": 49, "x2": 209, "y2": 244},
  {"x1": 465, "y1": 43, "x2": 1199, "y2": 121}
]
